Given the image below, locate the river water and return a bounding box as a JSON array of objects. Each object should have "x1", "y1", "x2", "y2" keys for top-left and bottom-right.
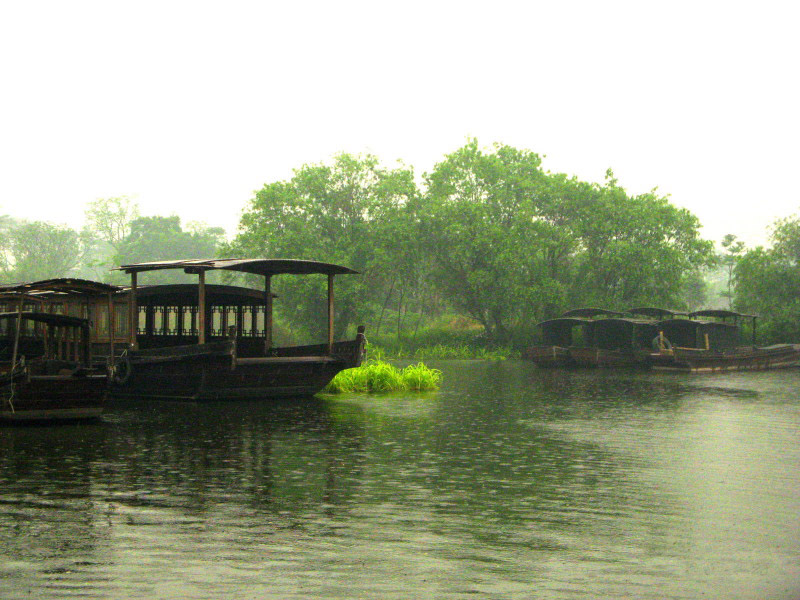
[{"x1": 1, "y1": 361, "x2": 799, "y2": 599}]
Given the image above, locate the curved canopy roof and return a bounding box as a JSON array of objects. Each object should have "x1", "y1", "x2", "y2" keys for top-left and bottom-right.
[
  {"x1": 689, "y1": 309, "x2": 756, "y2": 320},
  {"x1": 0, "y1": 278, "x2": 120, "y2": 296},
  {"x1": 114, "y1": 258, "x2": 359, "y2": 276},
  {"x1": 627, "y1": 307, "x2": 683, "y2": 319},
  {"x1": 537, "y1": 317, "x2": 590, "y2": 329},
  {"x1": 559, "y1": 307, "x2": 624, "y2": 319},
  {"x1": 0, "y1": 311, "x2": 89, "y2": 328},
  {"x1": 117, "y1": 284, "x2": 276, "y2": 303},
  {"x1": 659, "y1": 317, "x2": 738, "y2": 329}
]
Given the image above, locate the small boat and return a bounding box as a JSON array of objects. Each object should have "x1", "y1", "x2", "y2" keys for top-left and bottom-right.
[
  {"x1": 523, "y1": 317, "x2": 589, "y2": 367},
  {"x1": 102, "y1": 258, "x2": 367, "y2": 400},
  {"x1": 0, "y1": 310, "x2": 108, "y2": 422},
  {"x1": 567, "y1": 317, "x2": 657, "y2": 368},
  {"x1": 526, "y1": 309, "x2": 654, "y2": 368},
  {"x1": 648, "y1": 310, "x2": 800, "y2": 372}
]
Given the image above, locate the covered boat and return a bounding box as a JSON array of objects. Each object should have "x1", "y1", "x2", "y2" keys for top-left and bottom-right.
[
  {"x1": 648, "y1": 310, "x2": 800, "y2": 372},
  {"x1": 104, "y1": 258, "x2": 366, "y2": 400},
  {"x1": 523, "y1": 317, "x2": 590, "y2": 367},
  {"x1": 568, "y1": 317, "x2": 658, "y2": 368},
  {"x1": 0, "y1": 280, "x2": 115, "y2": 421}
]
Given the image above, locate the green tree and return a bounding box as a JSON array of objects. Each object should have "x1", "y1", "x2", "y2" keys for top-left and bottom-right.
[
  {"x1": 2, "y1": 221, "x2": 81, "y2": 281},
  {"x1": 566, "y1": 173, "x2": 713, "y2": 310},
  {"x1": 734, "y1": 215, "x2": 800, "y2": 343},
  {"x1": 115, "y1": 216, "x2": 225, "y2": 284},
  {"x1": 417, "y1": 143, "x2": 712, "y2": 344},
  {"x1": 227, "y1": 153, "x2": 419, "y2": 341},
  {"x1": 418, "y1": 140, "x2": 567, "y2": 344},
  {"x1": 81, "y1": 196, "x2": 141, "y2": 280},
  {"x1": 718, "y1": 234, "x2": 745, "y2": 309}
]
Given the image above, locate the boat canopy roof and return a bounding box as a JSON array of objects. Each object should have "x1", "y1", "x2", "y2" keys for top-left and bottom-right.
[
  {"x1": 117, "y1": 284, "x2": 275, "y2": 304},
  {"x1": 114, "y1": 258, "x2": 359, "y2": 276},
  {"x1": 689, "y1": 309, "x2": 756, "y2": 320},
  {"x1": 559, "y1": 307, "x2": 624, "y2": 319},
  {"x1": 537, "y1": 317, "x2": 590, "y2": 328},
  {"x1": 627, "y1": 307, "x2": 683, "y2": 319},
  {"x1": 0, "y1": 278, "x2": 120, "y2": 296},
  {"x1": 659, "y1": 317, "x2": 738, "y2": 330},
  {"x1": 0, "y1": 311, "x2": 89, "y2": 328}
]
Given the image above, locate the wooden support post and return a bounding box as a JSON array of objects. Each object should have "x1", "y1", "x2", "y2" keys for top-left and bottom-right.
[
  {"x1": 82, "y1": 325, "x2": 91, "y2": 366},
  {"x1": 43, "y1": 324, "x2": 51, "y2": 359},
  {"x1": 198, "y1": 270, "x2": 207, "y2": 345},
  {"x1": 129, "y1": 271, "x2": 139, "y2": 350},
  {"x1": 107, "y1": 292, "x2": 115, "y2": 368},
  {"x1": 327, "y1": 274, "x2": 334, "y2": 355},
  {"x1": 11, "y1": 298, "x2": 23, "y2": 368},
  {"x1": 264, "y1": 275, "x2": 272, "y2": 353}
]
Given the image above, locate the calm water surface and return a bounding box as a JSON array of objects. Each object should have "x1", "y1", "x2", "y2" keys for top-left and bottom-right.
[{"x1": 1, "y1": 362, "x2": 799, "y2": 599}]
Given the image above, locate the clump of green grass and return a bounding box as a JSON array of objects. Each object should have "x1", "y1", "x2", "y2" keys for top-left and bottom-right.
[{"x1": 323, "y1": 360, "x2": 442, "y2": 394}]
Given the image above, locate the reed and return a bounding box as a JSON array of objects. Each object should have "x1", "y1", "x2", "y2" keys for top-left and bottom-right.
[{"x1": 323, "y1": 360, "x2": 442, "y2": 393}]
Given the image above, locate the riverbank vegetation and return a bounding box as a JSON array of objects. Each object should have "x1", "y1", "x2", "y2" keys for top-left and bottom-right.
[{"x1": 1, "y1": 139, "x2": 798, "y2": 347}]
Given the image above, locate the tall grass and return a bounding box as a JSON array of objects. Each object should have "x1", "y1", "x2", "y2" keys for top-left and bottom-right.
[{"x1": 323, "y1": 360, "x2": 442, "y2": 394}]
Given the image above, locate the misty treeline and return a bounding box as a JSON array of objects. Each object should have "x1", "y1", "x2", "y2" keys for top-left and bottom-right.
[
  {"x1": 0, "y1": 197, "x2": 224, "y2": 285},
  {"x1": 1, "y1": 140, "x2": 797, "y2": 346}
]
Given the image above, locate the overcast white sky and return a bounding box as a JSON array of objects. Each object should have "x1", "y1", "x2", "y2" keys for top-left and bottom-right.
[{"x1": 1, "y1": 1, "x2": 798, "y2": 247}]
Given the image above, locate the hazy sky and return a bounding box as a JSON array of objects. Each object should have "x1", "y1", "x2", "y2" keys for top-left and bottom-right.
[{"x1": 1, "y1": 1, "x2": 798, "y2": 247}]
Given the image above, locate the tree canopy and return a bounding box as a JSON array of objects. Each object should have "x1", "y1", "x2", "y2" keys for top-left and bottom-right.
[
  {"x1": 734, "y1": 215, "x2": 800, "y2": 343},
  {"x1": 229, "y1": 141, "x2": 714, "y2": 346}
]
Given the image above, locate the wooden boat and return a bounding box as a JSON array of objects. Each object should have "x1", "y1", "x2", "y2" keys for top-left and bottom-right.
[
  {"x1": 648, "y1": 310, "x2": 800, "y2": 372},
  {"x1": 524, "y1": 317, "x2": 589, "y2": 367},
  {"x1": 526, "y1": 310, "x2": 655, "y2": 368},
  {"x1": 0, "y1": 309, "x2": 108, "y2": 422},
  {"x1": 567, "y1": 317, "x2": 657, "y2": 368},
  {"x1": 104, "y1": 258, "x2": 366, "y2": 400},
  {"x1": 650, "y1": 344, "x2": 800, "y2": 372}
]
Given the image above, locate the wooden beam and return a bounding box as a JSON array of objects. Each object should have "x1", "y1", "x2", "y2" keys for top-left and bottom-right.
[
  {"x1": 264, "y1": 275, "x2": 272, "y2": 352},
  {"x1": 327, "y1": 274, "x2": 334, "y2": 355},
  {"x1": 11, "y1": 297, "x2": 23, "y2": 368},
  {"x1": 107, "y1": 292, "x2": 115, "y2": 368},
  {"x1": 129, "y1": 271, "x2": 139, "y2": 350},
  {"x1": 198, "y1": 270, "x2": 207, "y2": 345}
]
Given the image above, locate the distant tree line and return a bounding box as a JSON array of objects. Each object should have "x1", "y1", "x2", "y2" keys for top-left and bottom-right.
[
  {"x1": 2, "y1": 140, "x2": 796, "y2": 346},
  {"x1": 0, "y1": 196, "x2": 224, "y2": 285},
  {"x1": 225, "y1": 140, "x2": 716, "y2": 346}
]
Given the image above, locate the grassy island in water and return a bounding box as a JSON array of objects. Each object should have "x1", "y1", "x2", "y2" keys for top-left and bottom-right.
[{"x1": 323, "y1": 360, "x2": 442, "y2": 393}]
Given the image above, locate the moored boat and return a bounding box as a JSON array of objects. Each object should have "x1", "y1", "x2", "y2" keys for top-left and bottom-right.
[
  {"x1": 648, "y1": 310, "x2": 800, "y2": 372},
  {"x1": 105, "y1": 258, "x2": 366, "y2": 400},
  {"x1": 0, "y1": 281, "x2": 114, "y2": 421}
]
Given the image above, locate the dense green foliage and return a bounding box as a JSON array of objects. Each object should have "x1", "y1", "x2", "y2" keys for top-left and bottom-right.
[
  {"x1": 1, "y1": 220, "x2": 82, "y2": 281},
  {"x1": 733, "y1": 216, "x2": 800, "y2": 343},
  {"x1": 323, "y1": 360, "x2": 442, "y2": 393},
  {"x1": 224, "y1": 153, "x2": 420, "y2": 342},
  {"x1": 113, "y1": 216, "x2": 224, "y2": 283},
  {"x1": 229, "y1": 140, "x2": 714, "y2": 347}
]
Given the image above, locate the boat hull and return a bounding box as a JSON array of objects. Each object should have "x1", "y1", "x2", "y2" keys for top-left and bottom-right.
[
  {"x1": 111, "y1": 335, "x2": 367, "y2": 401},
  {"x1": 1, "y1": 374, "x2": 107, "y2": 422},
  {"x1": 523, "y1": 346, "x2": 574, "y2": 367},
  {"x1": 649, "y1": 344, "x2": 800, "y2": 372},
  {"x1": 568, "y1": 347, "x2": 647, "y2": 368}
]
